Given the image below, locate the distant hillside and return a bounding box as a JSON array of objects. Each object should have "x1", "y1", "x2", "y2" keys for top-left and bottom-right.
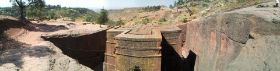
[
  {"x1": 107, "y1": 0, "x2": 272, "y2": 26},
  {"x1": 0, "y1": 7, "x2": 18, "y2": 17},
  {"x1": 108, "y1": 7, "x2": 142, "y2": 21},
  {"x1": 175, "y1": 0, "x2": 271, "y2": 17},
  {"x1": 108, "y1": 6, "x2": 174, "y2": 26}
]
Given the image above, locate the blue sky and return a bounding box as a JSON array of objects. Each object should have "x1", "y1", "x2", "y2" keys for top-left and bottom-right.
[{"x1": 0, "y1": 0, "x2": 176, "y2": 9}]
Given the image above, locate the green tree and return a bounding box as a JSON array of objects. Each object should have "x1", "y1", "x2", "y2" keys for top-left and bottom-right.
[
  {"x1": 10, "y1": 0, "x2": 45, "y2": 21},
  {"x1": 96, "y1": 9, "x2": 108, "y2": 25},
  {"x1": 26, "y1": 5, "x2": 45, "y2": 20},
  {"x1": 84, "y1": 13, "x2": 97, "y2": 22},
  {"x1": 45, "y1": 10, "x2": 58, "y2": 20},
  {"x1": 177, "y1": 0, "x2": 184, "y2": 5}
]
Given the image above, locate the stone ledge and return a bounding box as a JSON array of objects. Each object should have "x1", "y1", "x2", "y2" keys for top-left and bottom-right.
[
  {"x1": 115, "y1": 29, "x2": 162, "y2": 42},
  {"x1": 116, "y1": 46, "x2": 162, "y2": 50},
  {"x1": 42, "y1": 26, "x2": 108, "y2": 38},
  {"x1": 160, "y1": 26, "x2": 181, "y2": 33},
  {"x1": 115, "y1": 53, "x2": 162, "y2": 58}
]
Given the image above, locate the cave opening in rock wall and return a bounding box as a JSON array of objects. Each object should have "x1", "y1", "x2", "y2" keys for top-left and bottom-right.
[
  {"x1": 43, "y1": 30, "x2": 107, "y2": 71},
  {"x1": 182, "y1": 51, "x2": 197, "y2": 71},
  {"x1": 161, "y1": 37, "x2": 182, "y2": 71},
  {"x1": 161, "y1": 36, "x2": 197, "y2": 71}
]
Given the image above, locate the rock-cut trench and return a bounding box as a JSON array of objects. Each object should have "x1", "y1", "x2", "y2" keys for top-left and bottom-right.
[
  {"x1": 43, "y1": 28, "x2": 198, "y2": 71},
  {"x1": 43, "y1": 30, "x2": 107, "y2": 71}
]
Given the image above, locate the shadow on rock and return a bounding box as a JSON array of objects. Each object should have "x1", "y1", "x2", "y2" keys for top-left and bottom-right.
[
  {"x1": 25, "y1": 23, "x2": 68, "y2": 32},
  {"x1": 0, "y1": 37, "x2": 56, "y2": 68},
  {"x1": 0, "y1": 19, "x2": 25, "y2": 35}
]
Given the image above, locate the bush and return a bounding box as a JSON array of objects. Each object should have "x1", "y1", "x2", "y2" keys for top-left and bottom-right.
[
  {"x1": 26, "y1": 7, "x2": 46, "y2": 20},
  {"x1": 116, "y1": 20, "x2": 125, "y2": 25},
  {"x1": 46, "y1": 11, "x2": 58, "y2": 20},
  {"x1": 105, "y1": 19, "x2": 124, "y2": 26},
  {"x1": 141, "y1": 18, "x2": 150, "y2": 24},
  {"x1": 84, "y1": 13, "x2": 98, "y2": 22},
  {"x1": 135, "y1": 18, "x2": 151, "y2": 25},
  {"x1": 179, "y1": 14, "x2": 189, "y2": 23},
  {"x1": 159, "y1": 18, "x2": 167, "y2": 22}
]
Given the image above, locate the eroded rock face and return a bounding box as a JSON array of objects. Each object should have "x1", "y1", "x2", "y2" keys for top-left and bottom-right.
[
  {"x1": 226, "y1": 36, "x2": 280, "y2": 71},
  {"x1": 180, "y1": 9, "x2": 280, "y2": 71}
]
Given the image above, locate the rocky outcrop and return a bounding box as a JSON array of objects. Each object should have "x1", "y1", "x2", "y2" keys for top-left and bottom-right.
[
  {"x1": 180, "y1": 5, "x2": 280, "y2": 71},
  {"x1": 0, "y1": 40, "x2": 93, "y2": 71},
  {"x1": 226, "y1": 36, "x2": 280, "y2": 71},
  {"x1": 0, "y1": 17, "x2": 94, "y2": 71}
]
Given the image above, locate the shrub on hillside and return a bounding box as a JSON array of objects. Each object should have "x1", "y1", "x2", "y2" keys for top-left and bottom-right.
[
  {"x1": 178, "y1": 14, "x2": 189, "y2": 23},
  {"x1": 141, "y1": 18, "x2": 150, "y2": 24},
  {"x1": 105, "y1": 19, "x2": 124, "y2": 26},
  {"x1": 84, "y1": 13, "x2": 98, "y2": 22},
  {"x1": 142, "y1": 6, "x2": 161, "y2": 12},
  {"x1": 116, "y1": 20, "x2": 125, "y2": 25},
  {"x1": 159, "y1": 18, "x2": 167, "y2": 22}
]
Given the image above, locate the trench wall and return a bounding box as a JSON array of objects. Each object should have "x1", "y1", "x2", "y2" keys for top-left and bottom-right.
[{"x1": 43, "y1": 30, "x2": 107, "y2": 71}]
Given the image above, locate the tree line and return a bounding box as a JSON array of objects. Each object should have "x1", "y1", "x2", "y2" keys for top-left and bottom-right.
[
  {"x1": 0, "y1": 4, "x2": 99, "y2": 22},
  {"x1": 142, "y1": 6, "x2": 161, "y2": 12},
  {"x1": 0, "y1": 0, "x2": 112, "y2": 25}
]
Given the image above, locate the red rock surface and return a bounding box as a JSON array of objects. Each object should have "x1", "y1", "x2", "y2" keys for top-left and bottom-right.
[{"x1": 179, "y1": 5, "x2": 280, "y2": 71}]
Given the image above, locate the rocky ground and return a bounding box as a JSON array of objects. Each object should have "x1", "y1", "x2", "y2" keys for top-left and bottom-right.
[{"x1": 0, "y1": 17, "x2": 107, "y2": 71}]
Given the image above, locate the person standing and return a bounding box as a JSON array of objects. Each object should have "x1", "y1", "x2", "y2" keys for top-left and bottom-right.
[{"x1": 275, "y1": 0, "x2": 279, "y2": 7}]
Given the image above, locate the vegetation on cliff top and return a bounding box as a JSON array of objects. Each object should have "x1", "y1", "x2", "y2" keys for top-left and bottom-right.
[{"x1": 0, "y1": 5, "x2": 99, "y2": 22}]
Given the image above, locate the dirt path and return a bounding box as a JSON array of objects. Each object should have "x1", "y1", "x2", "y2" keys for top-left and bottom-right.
[{"x1": 14, "y1": 31, "x2": 45, "y2": 45}]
